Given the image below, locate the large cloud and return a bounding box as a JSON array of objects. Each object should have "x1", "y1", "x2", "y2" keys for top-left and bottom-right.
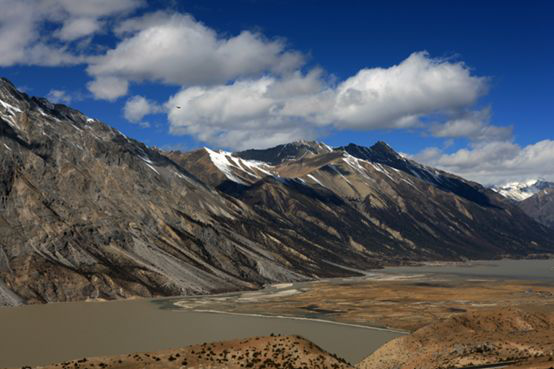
[
  {"x1": 86, "y1": 11, "x2": 304, "y2": 99},
  {"x1": 53, "y1": 0, "x2": 144, "y2": 41},
  {"x1": 166, "y1": 52, "x2": 488, "y2": 149},
  {"x1": 413, "y1": 140, "x2": 554, "y2": 185},
  {"x1": 166, "y1": 72, "x2": 325, "y2": 150},
  {"x1": 0, "y1": 4, "x2": 494, "y2": 150},
  {"x1": 332, "y1": 52, "x2": 487, "y2": 129},
  {"x1": 0, "y1": 0, "x2": 144, "y2": 66}
]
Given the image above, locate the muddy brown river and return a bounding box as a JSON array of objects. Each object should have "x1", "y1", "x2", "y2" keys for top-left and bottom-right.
[{"x1": 0, "y1": 297, "x2": 401, "y2": 367}]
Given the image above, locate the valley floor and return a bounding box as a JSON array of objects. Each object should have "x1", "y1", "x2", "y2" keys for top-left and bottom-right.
[
  {"x1": 167, "y1": 270, "x2": 554, "y2": 332},
  {"x1": 5, "y1": 260, "x2": 554, "y2": 369}
]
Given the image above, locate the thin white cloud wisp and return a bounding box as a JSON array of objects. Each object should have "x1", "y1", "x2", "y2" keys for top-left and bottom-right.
[{"x1": 413, "y1": 140, "x2": 554, "y2": 185}]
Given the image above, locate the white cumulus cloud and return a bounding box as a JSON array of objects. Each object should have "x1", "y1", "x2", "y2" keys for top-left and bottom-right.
[
  {"x1": 0, "y1": 0, "x2": 144, "y2": 66},
  {"x1": 166, "y1": 74, "x2": 323, "y2": 150},
  {"x1": 0, "y1": 4, "x2": 498, "y2": 151},
  {"x1": 165, "y1": 52, "x2": 488, "y2": 149},
  {"x1": 86, "y1": 11, "x2": 304, "y2": 99},
  {"x1": 332, "y1": 52, "x2": 487, "y2": 129},
  {"x1": 55, "y1": 17, "x2": 102, "y2": 41},
  {"x1": 124, "y1": 95, "x2": 163, "y2": 123},
  {"x1": 87, "y1": 76, "x2": 129, "y2": 101}
]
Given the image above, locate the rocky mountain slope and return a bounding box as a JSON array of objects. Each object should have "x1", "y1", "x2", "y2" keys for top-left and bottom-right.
[
  {"x1": 1, "y1": 77, "x2": 553, "y2": 306},
  {"x1": 520, "y1": 188, "x2": 554, "y2": 229},
  {"x1": 357, "y1": 308, "x2": 554, "y2": 369},
  {"x1": 186, "y1": 140, "x2": 554, "y2": 260}
]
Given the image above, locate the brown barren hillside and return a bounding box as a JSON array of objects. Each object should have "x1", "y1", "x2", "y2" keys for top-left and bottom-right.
[
  {"x1": 27, "y1": 335, "x2": 353, "y2": 369},
  {"x1": 357, "y1": 308, "x2": 554, "y2": 369},
  {"x1": 2, "y1": 76, "x2": 554, "y2": 306}
]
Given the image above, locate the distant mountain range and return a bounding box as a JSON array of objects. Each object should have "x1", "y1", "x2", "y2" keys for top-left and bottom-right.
[
  {"x1": 491, "y1": 179, "x2": 554, "y2": 201},
  {"x1": 491, "y1": 180, "x2": 554, "y2": 229},
  {"x1": 1, "y1": 77, "x2": 553, "y2": 305}
]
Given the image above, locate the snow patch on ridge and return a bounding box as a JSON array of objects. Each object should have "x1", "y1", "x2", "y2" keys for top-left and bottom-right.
[
  {"x1": 0, "y1": 99, "x2": 22, "y2": 113},
  {"x1": 306, "y1": 174, "x2": 326, "y2": 188},
  {"x1": 0, "y1": 98, "x2": 22, "y2": 130},
  {"x1": 205, "y1": 148, "x2": 276, "y2": 184}
]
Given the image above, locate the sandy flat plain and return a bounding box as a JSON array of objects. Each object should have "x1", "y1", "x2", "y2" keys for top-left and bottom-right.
[{"x1": 169, "y1": 272, "x2": 554, "y2": 332}]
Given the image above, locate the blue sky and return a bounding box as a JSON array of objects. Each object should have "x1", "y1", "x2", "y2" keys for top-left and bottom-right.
[{"x1": 0, "y1": 0, "x2": 553, "y2": 184}]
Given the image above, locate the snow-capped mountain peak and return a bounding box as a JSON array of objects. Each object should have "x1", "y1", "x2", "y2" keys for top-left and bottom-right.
[{"x1": 492, "y1": 179, "x2": 554, "y2": 201}]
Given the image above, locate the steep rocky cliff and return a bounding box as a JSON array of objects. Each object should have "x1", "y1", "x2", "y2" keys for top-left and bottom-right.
[{"x1": 519, "y1": 188, "x2": 554, "y2": 229}]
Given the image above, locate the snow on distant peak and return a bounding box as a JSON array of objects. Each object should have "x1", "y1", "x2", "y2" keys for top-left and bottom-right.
[
  {"x1": 492, "y1": 179, "x2": 554, "y2": 201},
  {"x1": 205, "y1": 148, "x2": 276, "y2": 184}
]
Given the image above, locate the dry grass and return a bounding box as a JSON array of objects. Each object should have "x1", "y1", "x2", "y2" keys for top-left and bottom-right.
[{"x1": 357, "y1": 308, "x2": 554, "y2": 369}]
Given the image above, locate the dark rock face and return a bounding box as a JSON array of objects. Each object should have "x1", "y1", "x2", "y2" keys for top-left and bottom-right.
[
  {"x1": 1, "y1": 77, "x2": 553, "y2": 305},
  {"x1": 519, "y1": 189, "x2": 554, "y2": 229},
  {"x1": 234, "y1": 140, "x2": 333, "y2": 165}
]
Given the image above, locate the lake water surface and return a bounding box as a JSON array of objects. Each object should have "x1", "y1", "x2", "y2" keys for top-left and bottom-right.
[
  {"x1": 0, "y1": 297, "x2": 400, "y2": 368},
  {"x1": 380, "y1": 258, "x2": 554, "y2": 282}
]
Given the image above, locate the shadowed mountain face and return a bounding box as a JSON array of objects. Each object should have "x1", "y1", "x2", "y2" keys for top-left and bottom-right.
[
  {"x1": 234, "y1": 141, "x2": 333, "y2": 165},
  {"x1": 1, "y1": 77, "x2": 553, "y2": 305},
  {"x1": 519, "y1": 189, "x2": 554, "y2": 229},
  {"x1": 338, "y1": 142, "x2": 496, "y2": 207}
]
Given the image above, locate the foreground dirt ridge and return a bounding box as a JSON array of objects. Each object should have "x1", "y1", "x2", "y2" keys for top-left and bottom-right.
[
  {"x1": 357, "y1": 308, "x2": 554, "y2": 369},
  {"x1": 23, "y1": 335, "x2": 353, "y2": 369}
]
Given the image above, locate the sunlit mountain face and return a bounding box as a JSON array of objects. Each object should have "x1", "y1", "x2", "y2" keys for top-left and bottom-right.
[{"x1": 2, "y1": 78, "x2": 554, "y2": 305}]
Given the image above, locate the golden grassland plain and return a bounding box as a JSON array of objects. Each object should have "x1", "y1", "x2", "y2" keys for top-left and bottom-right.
[{"x1": 170, "y1": 275, "x2": 554, "y2": 332}]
